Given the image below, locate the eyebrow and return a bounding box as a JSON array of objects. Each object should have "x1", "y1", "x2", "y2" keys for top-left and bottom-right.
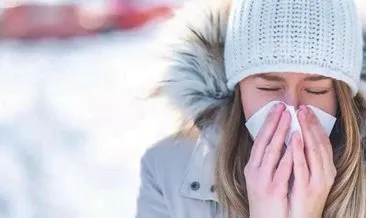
[
  {"x1": 256, "y1": 74, "x2": 330, "y2": 81},
  {"x1": 256, "y1": 74, "x2": 284, "y2": 81},
  {"x1": 303, "y1": 75, "x2": 329, "y2": 81}
]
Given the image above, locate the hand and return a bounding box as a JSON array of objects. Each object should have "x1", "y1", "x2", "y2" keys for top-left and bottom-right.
[
  {"x1": 244, "y1": 103, "x2": 293, "y2": 218},
  {"x1": 289, "y1": 106, "x2": 336, "y2": 218}
]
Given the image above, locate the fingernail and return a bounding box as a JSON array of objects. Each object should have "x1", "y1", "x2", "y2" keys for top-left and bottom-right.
[
  {"x1": 271, "y1": 104, "x2": 280, "y2": 113},
  {"x1": 282, "y1": 110, "x2": 290, "y2": 120},
  {"x1": 300, "y1": 105, "x2": 308, "y2": 114},
  {"x1": 276, "y1": 103, "x2": 285, "y2": 112},
  {"x1": 271, "y1": 104, "x2": 277, "y2": 112},
  {"x1": 298, "y1": 109, "x2": 306, "y2": 120}
]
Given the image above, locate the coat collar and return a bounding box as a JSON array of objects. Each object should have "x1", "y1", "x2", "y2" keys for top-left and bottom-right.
[{"x1": 179, "y1": 125, "x2": 220, "y2": 202}]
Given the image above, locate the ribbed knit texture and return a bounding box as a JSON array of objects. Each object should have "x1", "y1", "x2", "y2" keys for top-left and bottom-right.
[{"x1": 224, "y1": 0, "x2": 364, "y2": 95}]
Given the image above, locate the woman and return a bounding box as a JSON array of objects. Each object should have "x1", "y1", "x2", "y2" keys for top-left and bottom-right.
[{"x1": 136, "y1": 0, "x2": 366, "y2": 217}]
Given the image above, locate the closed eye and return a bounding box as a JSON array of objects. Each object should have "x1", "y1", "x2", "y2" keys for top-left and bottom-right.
[
  {"x1": 257, "y1": 87, "x2": 281, "y2": 91},
  {"x1": 305, "y1": 89, "x2": 329, "y2": 95}
]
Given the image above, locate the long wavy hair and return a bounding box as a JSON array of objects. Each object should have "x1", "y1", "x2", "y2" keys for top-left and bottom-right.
[{"x1": 212, "y1": 81, "x2": 366, "y2": 218}]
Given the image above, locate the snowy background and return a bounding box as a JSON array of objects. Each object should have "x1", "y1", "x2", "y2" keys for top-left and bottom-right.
[{"x1": 0, "y1": 5, "x2": 181, "y2": 218}]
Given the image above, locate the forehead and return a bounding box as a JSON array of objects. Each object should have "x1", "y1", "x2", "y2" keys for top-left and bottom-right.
[{"x1": 254, "y1": 72, "x2": 331, "y2": 81}]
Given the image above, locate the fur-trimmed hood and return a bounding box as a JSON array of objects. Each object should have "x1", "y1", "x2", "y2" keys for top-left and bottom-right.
[
  {"x1": 156, "y1": 0, "x2": 366, "y2": 132},
  {"x1": 156, "y1": 0, "x2": 231, "y2": 125}
]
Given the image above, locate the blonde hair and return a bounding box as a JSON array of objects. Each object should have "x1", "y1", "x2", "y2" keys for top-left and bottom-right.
[{"x1": 213, "y1": 81, "x2": 366, "y2": 217}]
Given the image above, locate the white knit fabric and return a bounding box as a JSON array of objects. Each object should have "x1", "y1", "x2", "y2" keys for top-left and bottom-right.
[{"x1": 224, "y1": 0, "x2": 364, "y2": 96}]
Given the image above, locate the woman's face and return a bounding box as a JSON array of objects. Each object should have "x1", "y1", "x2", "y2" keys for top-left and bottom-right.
[{"x1": 239, "y1": 72, "x2": 338, "y2": 120}]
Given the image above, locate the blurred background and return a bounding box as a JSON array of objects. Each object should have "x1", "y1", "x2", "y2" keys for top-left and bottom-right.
[
  {"x1": 0, "y1": 0, "x2": 182, "y2": 218},
  {"x1": 0, "y1": 0, "x2": 365, "y2": 218}
]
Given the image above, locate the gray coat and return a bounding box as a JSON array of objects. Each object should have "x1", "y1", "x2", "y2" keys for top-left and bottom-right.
[
  {"x1": 136, "y1": 127, "x2": 224, "y2": 218},
  {"x1": 135, "y1": 0, "x2": 366, "y2": 217}
]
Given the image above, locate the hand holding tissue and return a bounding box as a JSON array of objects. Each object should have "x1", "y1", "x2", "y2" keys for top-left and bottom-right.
[{"x1": 245, "y1": 101, "x2": 337, "y2": 145}]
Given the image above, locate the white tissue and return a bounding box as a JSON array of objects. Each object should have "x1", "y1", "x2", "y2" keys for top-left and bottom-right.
[{"x1": 245, "y1": 101, "x2": 336, "y2": 145}]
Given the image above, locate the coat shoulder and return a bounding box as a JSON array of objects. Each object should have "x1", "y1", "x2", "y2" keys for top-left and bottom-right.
[
  {"x1": 142, "y1": 130, "x2": 198, "y2": 168},
  {"x1": 136, "y1": 131, "x2": 200, "y2": 218}
]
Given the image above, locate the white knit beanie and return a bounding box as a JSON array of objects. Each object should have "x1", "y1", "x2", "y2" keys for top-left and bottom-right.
[{"x1": 224, "y1": 0, "x2": 364, "y2": 96}]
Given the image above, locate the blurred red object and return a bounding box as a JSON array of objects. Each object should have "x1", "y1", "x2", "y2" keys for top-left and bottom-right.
[
  {"x1": 0, "y1": 1, "x2": 175, "y2": 39},
  {"x1": 113, "y1": 5, "x2": 174, "y2": 30},
  {"x1": 108, "y1": 0, "x2": 174, "y2": 29}
]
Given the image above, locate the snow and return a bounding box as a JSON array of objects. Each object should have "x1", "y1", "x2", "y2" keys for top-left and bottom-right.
[{"x1": 0, "y1": 23, "x2": 180, "y2": 218}]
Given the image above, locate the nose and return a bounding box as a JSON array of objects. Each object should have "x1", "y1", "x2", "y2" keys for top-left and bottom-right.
[{"x1": 283, "y1": 91, "x2": 300, "y2": 109}]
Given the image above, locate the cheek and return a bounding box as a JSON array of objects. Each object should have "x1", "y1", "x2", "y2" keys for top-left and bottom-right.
[
  {"x1": 241, "y1": 96, "x2": 255, "y2": 120},
  {"x1": 303, "y1": 92, "x2": 337, "y2": 116},
  {"x1": 239, "y1": 81, "x2": 274, "y2": 120},
  {"x1": 325, "y1": 92, "x2": 338, "y2": 116}
]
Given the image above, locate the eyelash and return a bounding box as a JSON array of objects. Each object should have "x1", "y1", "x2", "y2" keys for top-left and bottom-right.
[
  {"x1": 257, "y1": 87, "x2": 281, "y2": 91},
  {"x1": 305, "y1": 89, "x2": 329, "y2": 95},
  {"x1": 256, "y1": 87, "x2": 329, "y2": 95}
]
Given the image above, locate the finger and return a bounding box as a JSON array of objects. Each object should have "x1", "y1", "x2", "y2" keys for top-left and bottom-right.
[
  {"x1": 272, "y1": 141, "x2": 293, "y2": 194},
  {"x1": 292, "y1": 131, "x2": 309, "y2": 187},
  {"x1": 249, "y1": 103, "x2": 285, "y2": 167},
  {"x1": 306, "y1": 109, "x2": 336, "y2": 180},
  {"x1": 317, "y1": 137, "x2": 336, "y2": 182},
  {"x1": 261, "y1": 111, "x2": 291, "y2": 178},
  {"x1": 307, "y1": 108, "x2": 334, "y2": 166},
  {"x1": 298, "y1": 106, "x2": 323, "y2": 178}
]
